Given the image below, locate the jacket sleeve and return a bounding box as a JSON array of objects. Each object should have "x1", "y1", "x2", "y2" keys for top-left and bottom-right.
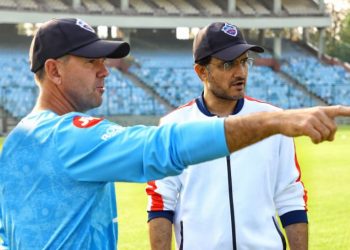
[
  {"x1": 146, "y1": 176, "x2": 181, "y2": 222},
  {"x1": 55, "y1": 115, "x2": 229, "y2": 182},
  {"x1": 274, "y1": 136, "x2": 308, "y2": 227},
  {"x1": 146, "y1": 114, "x2": 185, "y2": 222}
]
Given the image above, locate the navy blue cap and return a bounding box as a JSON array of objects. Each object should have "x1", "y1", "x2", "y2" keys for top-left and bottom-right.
[
  {"x1": 30, "y1": 18, "x2": 130, "y2": 73},
  {"x1": 193, "y1": 22, "x2": 264, "y2": 63}
]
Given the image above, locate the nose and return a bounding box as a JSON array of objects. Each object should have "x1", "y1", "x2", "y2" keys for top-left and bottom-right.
[
  {"x1": 97, "y1": 59, "x2": 109, "y2": 78},
  {"x1": 232, "y1": 63, "x2": 247, "y2": 78}
]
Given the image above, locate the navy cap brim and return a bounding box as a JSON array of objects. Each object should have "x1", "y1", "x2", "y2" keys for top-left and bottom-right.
[
  {"x1": 69, "y1": 40, "x2": 130, "y2": 59},
  {"x1": 212, "y1": 44, "x2": 264, "y2": 61}
]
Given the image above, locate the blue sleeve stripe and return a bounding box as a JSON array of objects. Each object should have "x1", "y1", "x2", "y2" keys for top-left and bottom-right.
[
  {"x1": 148, "y1": 211, "x2": 174, "y2": 223},
  {"x1": 280, "y1": 210, "x2": 308, "y2": 227}
]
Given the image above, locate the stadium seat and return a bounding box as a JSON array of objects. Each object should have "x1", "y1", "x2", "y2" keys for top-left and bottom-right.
[
  {"x1": 171, "y1": 0, "x2": 200, "y2": 15},
  {"x1": 248, "y1": 0, "x2": 270, "y2": 15},
  {"x1": 16, "y1": 0, "x2": 39, "y2": 10},
  {"x1": 45, "y1": 0, "x2": 70, "y2": 12},
  {"x1": 283, "y1": 0, "x2": 321, "y2": 15},
  {"x1": 193, "y1": 0, "x2": 223, "y2": 16},
  {"x1": 82, "y1": 0, "x2": 102, "y2": 13},
  {"x1": 129, "y1": 0, "x2": 154, "y2": 15},
  {"x1": 281, "y1": 56, "x2": 350, "y2": 105},
  {"x1": 129, "y1": 47, "x2": 317, "y2": 109},
  {"x1": 0, "y1": 49, "x2": 169, "y2": 118},
  {"x1": 237, "y1": 0, "x2": 256, "y2": 15},
  {"x1": 96, "y1": 0, "x2": 116, "y2": 13},
  {"x1": 150, "y1": 0, "x2": 180, "y2": 15},
  {"x1": 0, "y1": 0, "x2": 18, "y2": 9}
]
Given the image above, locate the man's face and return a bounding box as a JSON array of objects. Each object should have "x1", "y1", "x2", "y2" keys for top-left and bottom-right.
[
  {"x1": 58, "y1": 55, "x2": 109, "y2": 112},
  {"x1": 204, "y1": 52, "x2": 250, "y2": 101}
]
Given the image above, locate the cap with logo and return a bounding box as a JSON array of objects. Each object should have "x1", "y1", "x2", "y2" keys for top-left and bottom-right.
[
  {"x1": 29, "y1": 18, "x2": 130, "y2": 73},
  {"x1": 193, "y1": 22, "x2": 264, "y2": 63}
]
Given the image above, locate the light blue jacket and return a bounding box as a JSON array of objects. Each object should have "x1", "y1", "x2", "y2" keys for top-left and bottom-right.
[{"x1": 0, "y1": 110, "x2": 228, "y2": 249}]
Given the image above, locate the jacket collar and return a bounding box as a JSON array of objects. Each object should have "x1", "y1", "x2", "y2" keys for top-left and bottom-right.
[{"x1": 195, "y1": 92, "x2": 244, "y2": 117}]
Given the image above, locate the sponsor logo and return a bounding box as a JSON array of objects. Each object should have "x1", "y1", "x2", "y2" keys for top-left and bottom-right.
[
  {"x1": 221, "y1": 23, "x2": 238, "y2": 37},
  {"x1": 76, "y1": 18, "x2": 95, "y2": 33},
  {"x1": 73, "y1": 116, "x2": 103, "y2": 128},
  {"x1": 101, "y1": 125, "x2": 125, "y2": 141}
]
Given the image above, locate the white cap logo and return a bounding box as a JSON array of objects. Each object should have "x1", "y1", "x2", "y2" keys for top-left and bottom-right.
[
  {"x1": 76, "y1": 19, "x2": 95, "y2": 33},
  {"x1": 221, "y1": 23, "x2": 238, "y2": 37}
]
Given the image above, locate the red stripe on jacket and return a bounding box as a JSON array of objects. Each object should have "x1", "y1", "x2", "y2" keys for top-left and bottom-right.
[
  {"x1": 293, "y1": 141, "x2": 308, "y2": 210},
  {"x1": 146, "y1": 181, "x2": 164, "y2": 210},
  {"x1": 159, "y1": 99, "x2": 196, "y2": 125}
]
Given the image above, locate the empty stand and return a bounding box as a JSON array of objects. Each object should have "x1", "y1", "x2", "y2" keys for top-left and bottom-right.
[
  {"x1": 129, "y1": 0, "x2": 154, "y2": 15},
  {"x1": 281, "y1": 57, "x2": 350, "y2": 105},
  {"x1": 283, "y1": 0, "x2": 321, "y2": 15},
  {"x1": 96, "y1": 0, "x2": 116, "y2": 13},
  {"x1": 45, "y1": 0, "x2": 70, "y2": 12},
  {"x1": 130, "y1": 66, "x2": 202, "y2": 107},
  {"x1": 246, "y1": 0, "x2": 270, "y2": 15},
  {"x1": 0, "y1": 0, "x2": 327, "y2": 17},
  {"x1": 171, "y1": 0, "x2": 200, "y2": 15},
  {"x1": 82, "y1": 0, "x2": 102, "y2": 13},
  {"x1": 0, "y1": 50, "x2": 36, "y2": 118},
  {"x1": 90, "y1": 68, "x2": 168, "y2": 116},
  {"x1": 129, "y1": 46, "x2": 318, "y2": 109},
  {"x1": 0, "y1": 0, "x2": 18, "y2": 9},
  {"x1": 247, "y1": 66, "x2": 317, "y2": 108},
  {"x1": 150, "y1": 0, "x2": 180, "y2": 15},
  {"x1": 237, "y1": 0, "x2": 256, "y2": 15},
  {"x1": 16, "y1": 0, "x2": 39, "y2": 10},
  {"x1": 193, "y1": 0, "x2": 223, "y2": 16},
  {"x1": 0, "y1": 49, "x2": 169, "y2": 117}
]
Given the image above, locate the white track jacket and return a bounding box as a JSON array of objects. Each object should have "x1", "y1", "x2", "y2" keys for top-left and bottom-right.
[{"x1": 147, "y1": 95, "x2": 308, "y2": 250}]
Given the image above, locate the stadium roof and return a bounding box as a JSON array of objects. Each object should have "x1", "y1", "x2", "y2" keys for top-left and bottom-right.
[
  {"x1": 0, "y1": 10, "x2": 331, "y2": 29},
  {"x1": 0, "y1": 0, "x2": 331, "y2": 29}
]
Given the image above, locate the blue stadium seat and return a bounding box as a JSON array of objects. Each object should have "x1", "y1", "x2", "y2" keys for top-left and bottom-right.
[
  {"x1": 0, "y1": 49, "x2": 168, "y2": 118},
  {"x1": 281, "y1": 56, "x2": 350, "y2": 105},
  {"x1": 129, "y1": 49, "x2": 316, "y2": 109}
]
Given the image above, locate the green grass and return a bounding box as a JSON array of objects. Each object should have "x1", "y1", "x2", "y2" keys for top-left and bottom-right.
[
  {"x1": 115, "y1": 183, "x2": 151, "y2": 250},
  {"x1": 295, "y1": 126, "x2": 350, "y2": 249},
  {"x1": 1, "y1": 127, "x2": 350, "y2": 249},
  {"x1": 0, "y1": 137, "x2": 4, "y2": 150},
  {"x1": 117, "y1": 126, "x2": 350, "y2": 250}
]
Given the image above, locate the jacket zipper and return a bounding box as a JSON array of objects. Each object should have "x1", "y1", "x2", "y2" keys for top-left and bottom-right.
[
  {"x1": 272, "y1": 216, "x2": 287, "y2": 250},
  {"x1": 226, "y1": 156, "x2": 237, "y2": 250},
  {"x1": 179, "y1": 220, "x2": 184, "y2": 250}
]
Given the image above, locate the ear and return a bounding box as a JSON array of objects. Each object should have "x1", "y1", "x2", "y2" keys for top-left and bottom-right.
[
  {"x1": 194, "y1": 64, "x2": 207, "y2": 81},
  {"x1": 44, "y1": 59, "x2": 62, "y2": 85}
]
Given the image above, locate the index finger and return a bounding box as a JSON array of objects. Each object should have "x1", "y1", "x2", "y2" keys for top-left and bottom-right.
[{"x1": 322, "y1": 105, "x2": 350, "y2": 118}]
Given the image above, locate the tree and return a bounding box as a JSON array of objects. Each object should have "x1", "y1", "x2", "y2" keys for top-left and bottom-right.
[{"x1": 326, "y1": 4, "x2": 350, "y2": 62}]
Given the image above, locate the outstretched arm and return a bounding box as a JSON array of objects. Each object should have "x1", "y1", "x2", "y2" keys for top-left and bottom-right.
[
  {"x1": 57, "y1": 105, "x2": 350, "y2": 182},
  {"x1": 224, "y1": 105, "x2": 350, "y2": 153}
]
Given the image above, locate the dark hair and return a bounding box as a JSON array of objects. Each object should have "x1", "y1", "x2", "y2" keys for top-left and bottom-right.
[
  {"x1": 35, "y1": 67, "x2": 45, "y2": 81},
  {"x1": 196, "y1": 56, "x2": 211, "y2": 66},
  {"x1": 34, "y1": 55, "x2": 70, "y2": 82}
]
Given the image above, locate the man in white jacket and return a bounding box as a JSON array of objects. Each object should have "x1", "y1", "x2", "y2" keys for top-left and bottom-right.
[{"x1": 146, "y1": 22, "x2": 308, "y2": 250}]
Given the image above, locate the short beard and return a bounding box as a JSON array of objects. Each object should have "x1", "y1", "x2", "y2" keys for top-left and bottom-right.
[
  {"x1": 213, "y1": 91, "x2": 244, "y2": 101},
  {"x1": 207, "y1": 70, "x2": 245, "y2": 102}
]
